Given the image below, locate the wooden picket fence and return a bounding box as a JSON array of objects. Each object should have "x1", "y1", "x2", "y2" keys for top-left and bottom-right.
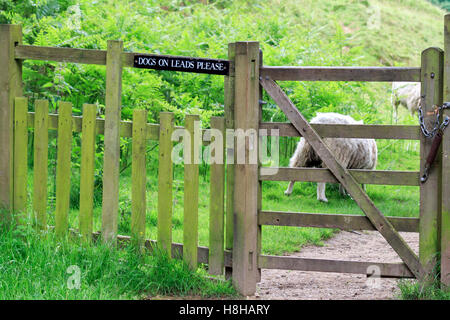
[
  {"x1": 1, "y1": 15, "x2": 450, "y2": 297},
  {"x1": 12, "y1": 96, "x2": 228, "y2": 272}
]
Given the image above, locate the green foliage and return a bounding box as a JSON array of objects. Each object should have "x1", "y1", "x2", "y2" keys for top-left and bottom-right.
[{"x1": 429, "y1": 0, "x2": 450, "y2": 11}]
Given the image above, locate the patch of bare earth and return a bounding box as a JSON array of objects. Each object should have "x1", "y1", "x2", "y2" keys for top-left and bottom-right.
[{"x1": 252, "y1": 230, "x2": 419, "y2": 300}]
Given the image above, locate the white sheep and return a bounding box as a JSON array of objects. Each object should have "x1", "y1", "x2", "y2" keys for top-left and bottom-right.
[
  {"x1": 284, "y1": 112, "x2": 378, "y2": 202},
  {"x1": 391, "y1": 82, "x2": 421, "y2": 122}
]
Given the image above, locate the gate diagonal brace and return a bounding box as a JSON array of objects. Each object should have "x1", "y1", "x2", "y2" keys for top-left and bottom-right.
[{"x1": 259, "y1": 76, "x2": 424, "y2": 279}]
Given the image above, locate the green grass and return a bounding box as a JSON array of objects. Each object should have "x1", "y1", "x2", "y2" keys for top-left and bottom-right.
[
  {"x1": 398, "y1": 280, "x2": 450, "y2": 300},
  {"x1": 0, "y1": 220, "x2": 237, "y2": 299}
]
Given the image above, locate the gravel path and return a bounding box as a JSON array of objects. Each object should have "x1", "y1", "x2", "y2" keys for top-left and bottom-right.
[{"x1": 253, "y1": 230, "x2": 419, "y2": 300}]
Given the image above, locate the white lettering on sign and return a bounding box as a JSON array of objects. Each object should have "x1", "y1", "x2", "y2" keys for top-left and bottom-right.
[{"x1": 134, "y1": 55, "x2": 229, "y2": 75}]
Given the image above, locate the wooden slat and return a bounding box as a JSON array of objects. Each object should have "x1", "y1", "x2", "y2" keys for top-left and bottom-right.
[
  {"x1": 15, "y1": 45, "x2": 231, "y2": 71},
  {"x1": 33, "y1": 100, "x2": 48, "y2": 230},
  {"x1": 0, "y1": 25, "x2": 22, "y2": 219},
  {"x1": 260, "y1": 66, "x2": 421, "y2": 82},
  {"x1": 419, "y1": 48, "x2": 444, "y2": 277},
  {"x1": 27, "y1": 112, "x2": 181, "y2": 140},
  {"x1": 86, "y1": 231, "x2": 234, "y2": 268},
  {"x1": 15, "y1": 45, "x2": 107, "y2": 65},
  {"x1": 208, "y1": 117, "x2": 226, "y2": 275},
  {"x1": 259, "y1": 211, "x2": 419, "y2": 233},
  {"x1": 131, "y1": 109, "x2": 147, "y2": 246},
  {"x1": 54, "y1": 102, "x2": 72, "y2": 236},
  {"x1": 13, "y1": 97, "x2": 28, "y2": 218},
  {"x1": 442, "y1": 13, "x2": 450, "y2": 288},
  {"x1": 260, "y1": 167, "x2": 420, "y2": 186},
  {"x1": 157, "y1": 112, "x2": 174, "y2": 256},
  {"x1": 101, "y1": 40, "x2": 123, "y2": 243},
  {"x1": 260, "y1": 76, "x2": 423, "y2": 278},
  {"x1": 258, "y1": 255, "x2": 414, "y2": 278},
  {"x1": 183, "y1": 114, "x2": 200, "y2": 269},
  {"x1": 259, "y1": 122, "x2": 421, "y2": 140},
  {"x1": 79, "y1": 104, "x2": 97, "y2": 241},
  {"x1": 232, "y1": 42, "x2": 260, "y2": 296},
  {"x1": 224, "y1": 42, "x2": 236, "y2": 280},
  {"x1": 441, "y1": 108, "x2": 450, "y2": 287}
]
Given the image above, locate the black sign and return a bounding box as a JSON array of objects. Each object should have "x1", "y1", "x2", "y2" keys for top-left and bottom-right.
[{"x1": 133, "y1": 54, "x2": 229, "y2": 75}]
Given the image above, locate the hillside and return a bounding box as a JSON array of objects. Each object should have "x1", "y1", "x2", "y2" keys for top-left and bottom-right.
[{"x1": 3, "y1": 0, "x2": 446, "y2": 125}]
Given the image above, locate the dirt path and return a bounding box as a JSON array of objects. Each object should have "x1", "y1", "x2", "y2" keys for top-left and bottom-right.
[{"x1": 253, "y1": 230, "x2": 419, "y2": 300}]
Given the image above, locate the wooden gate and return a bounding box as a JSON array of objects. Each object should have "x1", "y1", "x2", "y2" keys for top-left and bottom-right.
[{"x1": 227, "y1": 38, "x2": 449, "y2": 295}]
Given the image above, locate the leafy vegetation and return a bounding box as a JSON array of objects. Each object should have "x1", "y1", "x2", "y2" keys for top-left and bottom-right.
[{"x1": 429, "y1": 0, "x2": 450, "y2": 11}]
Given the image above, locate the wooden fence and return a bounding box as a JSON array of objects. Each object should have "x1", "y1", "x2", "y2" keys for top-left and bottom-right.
[{"x1": 0, "y1": 15, "x2": 450, "y2": 297}]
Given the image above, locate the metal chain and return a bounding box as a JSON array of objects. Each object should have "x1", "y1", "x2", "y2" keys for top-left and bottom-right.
[{"x1": 418, "y1": 102, "x2": 450, "y2": 138}]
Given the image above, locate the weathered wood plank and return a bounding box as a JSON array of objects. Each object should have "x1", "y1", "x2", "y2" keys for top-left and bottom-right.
[
  {"x1": 442, "y1": 14, "x2": 450, "y2": 288},
  {"x1": 259, "y1": 211, "x2": 419, "y2": 233},
  {"x1": 260, "y1": 167, "x2": 420, "y2": 186},
  {"x1": 15, "y1": 45, "x2": 107, "y2": 65},
  {"x1": 208, "y1": 117, "x2": 226, "y2": 275},
  {"x1": 55, "y1": 102, "x2": 72, "y2": 237},
  {"x1": 260, "y1": 66, "x2": 421, "y2": 82},
  {"x1": 13, "y1": 97, "x2": 28, "y2": 220},
  {"x1": 419, "y1": 47, "x2": 444, "y2": 278},
  {"x1": 259, "y1": 122, "x2": 421, "y2": 140},
  {"x1": 79, "y1": 104, "x2": 97, "y2": 241},
  {"x1": 0, "y1": 25, "x2": 22, "y2": 220},
  {"x1": 232, "y1": 41, "x2": 260, "y2": 296},
  {"x1": 260, "y1": 76, "x2": 424, "y2": 278},
  {"x1": 33, "y1": 100, "x2": 48, "y2": 230},
  {"x1": 85, "y1": 231, "x2": 234, "y2": 268},
  {"x1": 157, "y1": 112, "x2": 174, "y2": 256},
  {"x1": 441, "y1": 108, "x2": 450, "y2": 288},
  {"x1": 131, "y1": 109, "x2": 147, "y2": 246},
  {"x1": 101, "y1": 40, "x2": 123, "y2": 243},
  {"x1": 15, "y1": 45, "x2": 232, "y2": 72},
  {"x1": 258, "y1": 255, "x2": 414, "y2": 278},
  {"x1": 25, "y1": 112, "x2": 199, "y2": 142},
  {"x1": 224, "y1": 42, "x2": 236, "y2": 280},
  {"x1": 256, "y1": 48, "x2": 263, "y2": 283},
  {"x1": 183, "y1": 114, "x2": 200, "y2": 269}
]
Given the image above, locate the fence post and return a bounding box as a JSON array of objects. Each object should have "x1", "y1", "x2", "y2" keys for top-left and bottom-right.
[
  {"x1": 209, "y1": 116, "x2": 226, "y2": 275},
  {"x1": 441, "y1": 13, "x2": 450, "y2": 288},
  {"x1": 224, "y1": 42, "x2": 236, "y2": 280},
  {"x1": 232, "y1": 41, "x2": 260, "y2": 296},
  {"x1": 184, "y1": 114, "x2": 200, "y2": 269},
  {"x1": 131, "y1": 109, "x2": 147, "y2": 247},
  {"x1": 419, "y1": 47, "x2": 444, "y2": 280},
  {"x1": 0, "y1": 25, "x2": 22, "y2": 222},
  {"x1": 102, "y1": 40, "x2": 123, "y2": 243},
  {"x1": 158, "y1": 112, "x2": 174, "y2": 257}
]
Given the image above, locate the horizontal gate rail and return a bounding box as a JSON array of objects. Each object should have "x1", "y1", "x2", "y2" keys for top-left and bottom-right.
[
  {"x1": 14, "y1": 44, "x2": 231, "y2": 71},
  {"x1": 26, "y1": 112, "x2": 218, "y2": 144},
  {"x1": 260, "y1": 167, "x2": 420, "y2": 186},
  {"x1": 260, "y1": 122, "x2": 421, "y2": 140},
  {"x1": 259, "y1": 211, "x2": 419, "y2": 233},
  {"x1": 258, "y1": 255, "x2": 415, "y2": 278},
  {"x1": 260, "y1": 66, "x2": 421, "y2": 82}
]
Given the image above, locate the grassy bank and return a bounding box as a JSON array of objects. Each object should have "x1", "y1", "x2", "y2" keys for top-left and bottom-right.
[{"x1": 0, "y1": 221, "x2": 236, "y2": 299}]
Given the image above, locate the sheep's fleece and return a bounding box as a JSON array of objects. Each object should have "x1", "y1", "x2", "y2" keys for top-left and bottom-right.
[
  {"x1": 391, "y1": 82, "x2": 421, "y2": 120},
  {"x1": 284, "y1": 112, "x2": 378, "y2": 202}
]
